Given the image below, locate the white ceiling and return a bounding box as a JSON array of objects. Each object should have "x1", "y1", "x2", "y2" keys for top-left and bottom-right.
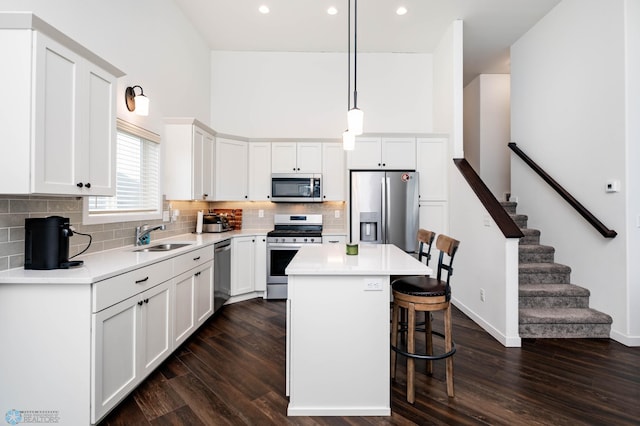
[{"x1": 173, "y1": 0, "x2": 561, "y2": 85}]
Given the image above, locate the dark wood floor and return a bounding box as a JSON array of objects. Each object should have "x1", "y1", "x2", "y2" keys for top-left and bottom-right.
[{"x1": 101, "y1": 299, "x2": 639, "y2": 426}]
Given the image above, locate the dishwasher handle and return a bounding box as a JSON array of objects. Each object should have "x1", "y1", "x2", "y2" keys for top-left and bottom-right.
[{"x1": 214, "y1": 240, "x2": 231, "y2": 253}]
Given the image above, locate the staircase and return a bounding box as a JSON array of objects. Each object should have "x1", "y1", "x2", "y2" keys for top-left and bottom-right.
[{"x1": 502, "y1": 201, "x2": 612, "y2": 338}]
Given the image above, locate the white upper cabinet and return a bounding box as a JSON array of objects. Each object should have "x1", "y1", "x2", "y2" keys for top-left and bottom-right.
[
  {"x1": 164, "y1": 118, "x2": 215, "y2": 201},
  {"x1": 0, "y1": 14, "x2": 123, "y2": 196},
  {"x1": 272, "y1": 142, "x2": 322, "y2": 173},
  {"x1": 322, "y1": 142, "x2": 346, "y2": 201},
  {"x1": 347, "y1": 137, "x2": 416, "y2": 170},
  {"x1": 215, "y1": 137, "x2": 248, "y2": 201},
  {"x1": 416, "y1": 137, "x2": 448, "y2": 201},
  {"x1": 248, "y1": 142, "x2": 272, "y2": 201}
]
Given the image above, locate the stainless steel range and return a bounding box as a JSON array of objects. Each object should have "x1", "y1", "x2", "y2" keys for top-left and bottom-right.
[{"x1": 266, "y1": 214, "x2": 323, "y2": 299}]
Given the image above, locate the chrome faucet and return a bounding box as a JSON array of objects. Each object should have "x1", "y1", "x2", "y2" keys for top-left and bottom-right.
[{"x1": 135, "y1": 224, "x2": 166, "y2": 246}]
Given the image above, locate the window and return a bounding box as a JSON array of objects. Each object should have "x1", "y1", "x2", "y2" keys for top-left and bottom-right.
[{"x1": 83, "y1": 119, "x2": 161, "y2": 224}]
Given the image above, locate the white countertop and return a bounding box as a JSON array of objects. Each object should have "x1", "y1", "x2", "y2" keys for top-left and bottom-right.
[
  {"x1": 286, "y1": 243, "x2": 432, "y2": 276},
  {"x1": 0, "y1": 230, "x2": 268, "y2": 285}
]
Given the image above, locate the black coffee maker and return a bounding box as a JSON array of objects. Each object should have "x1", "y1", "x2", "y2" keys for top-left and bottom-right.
[{"x1": 24, "y1": 216, "x2": 83, "y2": 270}]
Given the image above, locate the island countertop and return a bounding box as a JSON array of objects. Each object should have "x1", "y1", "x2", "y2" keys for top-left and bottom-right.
[{"x1": 286, "y1": 243, "x2": 432, "y2": 276}]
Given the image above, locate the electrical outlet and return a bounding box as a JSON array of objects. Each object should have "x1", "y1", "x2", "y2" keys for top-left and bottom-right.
[
  {"x1": 480, "y1": 288, "x2": 486, "y2": 302},
  {"x1": 258, "y1": 209, "x2": 264, "y2": 218},
  {"x1": 364, "y1": 278, "x2": 383, "y2": 291},
  {"x1": 334, "y1": 210, "x2": 340, "y2": 218},
  {"x1": 162, "y1": 210, "x2": 170, "y2": 222}
]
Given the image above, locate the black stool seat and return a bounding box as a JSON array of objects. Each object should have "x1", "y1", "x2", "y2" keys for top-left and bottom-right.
[{"x1": 392, "y1": 276, "x2": 449, "y2": 299}]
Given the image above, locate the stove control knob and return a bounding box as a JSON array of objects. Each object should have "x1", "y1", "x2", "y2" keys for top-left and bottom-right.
[
  {"x1": 293, "y1": 238, "x2": 297, "y2": 242},
  {"x1": 304, "y1": 238, "x2": 308, "y2": 242}
]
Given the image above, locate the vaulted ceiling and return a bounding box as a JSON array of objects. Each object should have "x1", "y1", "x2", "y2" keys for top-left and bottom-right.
[{"x1": 174, "y1": 0, "x2": 561, "y2": 85}]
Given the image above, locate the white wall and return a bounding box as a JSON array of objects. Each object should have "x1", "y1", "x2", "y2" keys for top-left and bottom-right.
[
  {"x1": 449, "y1": 163, "x2": 521, "y2": 347},
  {"x1": 210, "y1": 51, "x2": 433, "y2": 138},
  {"x1": 511, "y1": 0, "x2": 636, "y2": 344},
  {"x1": 464, "y1": 74, "x2": 511, "y2": 200},
  {"x1": 624, "y1": 0, "x2": 640, "y2": 342},
  {"x1": 433, "y1": 20, "x2": 463, "y2": 158},
  {"x1": 0, "y1": 0, "x2": 212, "y2": 134}
]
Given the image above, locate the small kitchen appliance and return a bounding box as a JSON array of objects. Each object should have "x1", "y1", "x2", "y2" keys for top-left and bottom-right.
[
  {"x1": 266, "y1": 214, "x2": 323, "y2": 299},
  {"x1": 24, "y1": 216, "x2": 83, "y2": 270},
  {"x1": 202, "y1": 213, "x2": 232, "y2": 233}
]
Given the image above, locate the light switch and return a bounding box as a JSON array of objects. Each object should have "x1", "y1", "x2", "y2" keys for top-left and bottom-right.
[{"x1": 605, "y1": 180, "x2": 620, "y2": 193}]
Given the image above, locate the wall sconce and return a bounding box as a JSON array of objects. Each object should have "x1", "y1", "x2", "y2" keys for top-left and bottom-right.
[{"x1": 125, "y1": 85, "x2": 149, "y2": 116}]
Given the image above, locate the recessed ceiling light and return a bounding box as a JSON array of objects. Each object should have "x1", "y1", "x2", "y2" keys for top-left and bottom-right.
[
  {"x1": 327, "y1": 6, "x2": 338, "y2": 15},
  {"x1": 259, "y1": 5, "x2": 270, "y2": 14},
  {"x1": 396, "y1": 6, "x2": 408, "y2": 16}
]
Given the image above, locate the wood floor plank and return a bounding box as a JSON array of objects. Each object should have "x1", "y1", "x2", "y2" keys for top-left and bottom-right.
[{"x1": 101, "y1": 299, "x2": 640, "y2": 426}]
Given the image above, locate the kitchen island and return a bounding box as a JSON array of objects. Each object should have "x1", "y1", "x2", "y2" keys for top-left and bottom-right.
[{"x1": 285, "y1": 243, "x2": 431, "y2": 416}]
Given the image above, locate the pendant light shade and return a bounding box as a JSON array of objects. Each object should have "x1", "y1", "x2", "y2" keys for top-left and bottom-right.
[
  {"x1": 342, "y1": 129, "x2": 355, "y2": 150},
  {"x1": 347, "y1": 107, "x2": 363, "y2": 135}
]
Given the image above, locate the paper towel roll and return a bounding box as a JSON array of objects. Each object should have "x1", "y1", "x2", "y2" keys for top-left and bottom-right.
[{"x1": 196, "y1": 211, "x2": 203, "y2": 234}]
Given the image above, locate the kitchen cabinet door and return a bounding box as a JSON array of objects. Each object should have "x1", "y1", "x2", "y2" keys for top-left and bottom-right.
[
  {"x1": 254, "y1": 235, "x2": 267, "y2": 293},
  {"x1": 193, "y1": 126, "x2": 214, "y2": 200},
  {"x1": 322, "y1": 142, "x2": 345, "y2": 201},
  {"x1": 215, "y1": 137, "x2": 248, "y2": 201},
  {"x1": 382, "y1": 137, "x2": 416, "y2": 170},
  {"x1": 231, "y1": 236, "x2": 255, "y2": 296},
  {"x1": 249, "y1": 142, "x2": 272, "y2": 201},
  {"x1": 296, "y1": 142, "x2": 322, "y2": 173},
  {"x1": 164, "y1": 119, "x2": 215, "y2": 201},
  {"x1": 92, "y1": 281, "x2": 172, "y2": 423},
  {"x1": 347, "y1": 137, "x2": 416, "y2": 170},
  {"x1": 32, "y1": 33, "x2": 118, "y2": 196},
  {"x1": 92, "y1": 293, "x2": 139, "y2": 422},
  {"x1": 272, "y1": 142, "x2": 322, "y2": 173},
  {"x1": 347, "y1": 137, "x2": 382, "y2": 169},
  {"x1": 194, "y1": 261, "x2": 214, "y2": 326},
  {"x1": 271, "y1": 142, "x2": 298, "y2": 173},
  {"x1": 173, "y1": 270, "x2": 196, "y2": 348},
  {"x1": 416, "y1": 137, "x2": 448, "y2": 201},
  {"x1": 173, "y1": 261, "x2": 214, "y2": 347},
  {"x1": 139, "y1": 281, "x2": 173, "y2": 377}
]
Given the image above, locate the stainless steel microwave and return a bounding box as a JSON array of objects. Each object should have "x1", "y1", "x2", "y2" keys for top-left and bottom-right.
[{"x1": 271, "y1": 173, "x2": 323, "y2": 202}]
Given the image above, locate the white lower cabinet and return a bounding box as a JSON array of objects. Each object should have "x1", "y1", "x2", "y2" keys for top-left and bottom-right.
[
  {"x1": 254, "y1": 235, "x2": 267, "y2": 293},
  {"x1": 91, "y1": 280, "x2": 172, "y2": 423},
  {"x1": 231, "y1": 236, "x2": 255, "y2": 296},
  {"x1": 174, "y1": 260, "x2": 214, "y2": 348}
]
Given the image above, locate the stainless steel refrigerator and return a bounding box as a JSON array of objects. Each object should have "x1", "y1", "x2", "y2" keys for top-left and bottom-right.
[{"x1": 350, "y1": 171, "x2": 419, "y2": 252}]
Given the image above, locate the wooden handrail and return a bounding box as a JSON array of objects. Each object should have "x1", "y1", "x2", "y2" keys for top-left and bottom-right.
[
  {"x1": 508, "y1": 142, "x2": 617, "y2": 238},
  {"x1": 454, "y1": 158, "x2": 523, "y2": 239}
]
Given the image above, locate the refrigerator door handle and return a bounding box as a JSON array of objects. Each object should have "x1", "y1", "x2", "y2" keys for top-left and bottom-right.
[
  {"x1": 385, "y1": 176, "x2": 392, "y2": 244},
  {"x1": 381, "y1": 177, "x2": 386, "y2": 244}
]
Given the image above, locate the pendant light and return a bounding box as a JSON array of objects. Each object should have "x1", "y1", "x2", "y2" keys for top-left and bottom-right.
[
  {"x1": 347, "y1": 0, "x2": 363, "y2": 135},
  {"x1": 343, "y1": 0, "x2": 355, "y2": 150}
]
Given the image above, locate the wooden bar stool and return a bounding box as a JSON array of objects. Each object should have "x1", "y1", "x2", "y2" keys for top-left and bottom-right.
[{"x1": 391, "y1": 234, "x2": 460, "y2": 402}]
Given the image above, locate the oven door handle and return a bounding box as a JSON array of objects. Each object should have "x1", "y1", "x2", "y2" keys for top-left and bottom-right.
[{"x1": 268, "y1": 244, "x2": 305, "y2": 249}]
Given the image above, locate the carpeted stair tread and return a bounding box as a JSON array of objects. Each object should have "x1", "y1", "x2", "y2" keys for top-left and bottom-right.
[
  {"x1": 519, "y1": 262, "x2": 571, "y2": 274},
  {"x1": 519, "y1": 308, "x2": 612, "y2": 324},
  {"x1": 519, "y1": 244, "x2": 555, "y2": 263},
  {"x1": 519, "y1": 228, "x2": 540, "y2": 245},
  {"x1": 510, "y1": 214, "x2": 528, "y2": 228},
  {"x1": 519, "y1": 283, "x2": 590, "y2": 297}
]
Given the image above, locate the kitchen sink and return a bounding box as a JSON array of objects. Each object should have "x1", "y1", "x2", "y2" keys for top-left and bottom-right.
[{"x1": 134, "y1": 243, "x2": 193, "y2": 252}]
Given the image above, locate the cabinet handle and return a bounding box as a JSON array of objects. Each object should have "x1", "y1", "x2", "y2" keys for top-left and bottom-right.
[
  {"x1": 377, "y1": 163, "x2": 381, "y2": 167},
  {"x1": 144, "y1": 298, "x2": 149, "y2": 304},
  {"x1": 203, "y1": 193, "x2": 208, "y2": 197},
  {"x1": 137, "y1": 301, "x2": 144, "y2": 306},
  {"x1": 267, "y1": 195, "x2": 270, "y2": 198},
  {"x1": 328, "y1": 240, "x2": 339, "y2": 243},
  {"x1": 85, "y1": 182, "x2": 91, "y2": 188},
  {"x1": 193, "y1": 256, "x2": 201, "y2": 261},
  {"x1": 245, "y1": 195, "x2": 248, "y2": 198},
  {"x1": 382, "y1": 163, "x2": 386, "y2": 167},
  {"x1": 135, "y1": 277, "x2": 149, "y2": 284},
  {"x1": 76, "y1": 182, "x2": 84, "y2": 188},
  {"x1": 297, "y1": 168, "x2": 300, "y2": 171},
  {"x1": 195, "y1": 271, "x2": 201, "y2": 277}
]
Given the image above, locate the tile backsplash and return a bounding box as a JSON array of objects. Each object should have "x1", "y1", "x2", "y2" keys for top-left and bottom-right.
[{"x1": 0, "y1": 195, "x2": 346, "y2": 271}]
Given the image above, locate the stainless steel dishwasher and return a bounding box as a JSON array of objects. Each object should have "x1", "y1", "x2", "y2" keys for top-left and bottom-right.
[{"x1": 213, "y1": 239, "x2": 231, "y2": 312}]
